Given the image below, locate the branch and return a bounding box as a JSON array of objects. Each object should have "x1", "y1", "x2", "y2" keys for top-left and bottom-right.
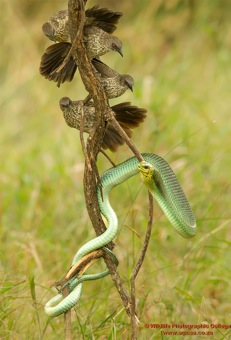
[
  {"x1": 107, "y1": 109, "x2": 144, "y2": 162},
  {"x1": 54, "y1": 249, "x2": 106, "y2": 288},
  {"x1": 68, "y1": 0, "x2": 132, "y2": 316},
  {"x1": 99, "y1": 149, "x2": 116, "y2": 167},
  {"x1": 56, "y1": 249, "x2": 108, "y2": 340},
  {"x1": 130, "y1": 192, "x2": 153, "y2": 339},
  {"x1": 79, "y1": 101, "x2": 92, "y2": 171},
  {"x1": 63, "y1": 285, "x2": 72, "y2": 340}
]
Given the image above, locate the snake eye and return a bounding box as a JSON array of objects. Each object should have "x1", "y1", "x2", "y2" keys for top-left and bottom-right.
[{"x1": 143, "y1": 165, "x2": 149, "y2": 169}]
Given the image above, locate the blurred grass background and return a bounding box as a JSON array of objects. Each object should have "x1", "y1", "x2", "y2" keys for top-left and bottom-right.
[{"x1": 1, "y1": 0, "x2": 231, "y2": 338}]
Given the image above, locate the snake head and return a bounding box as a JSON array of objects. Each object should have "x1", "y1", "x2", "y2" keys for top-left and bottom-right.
[{"x1": 138, "y1": 161, "x2": 155, "y2": 180}]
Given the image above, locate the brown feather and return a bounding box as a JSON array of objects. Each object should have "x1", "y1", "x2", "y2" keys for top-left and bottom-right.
[
  {"x1": 85, "y1": 6, "x2": 123, "y2": 34},
  {"x1": 39, "y1": 42, "x2": 77, "y2": 84},
  {"x1": 112, "y1": 103, "x2": 147, "y2": 128}
]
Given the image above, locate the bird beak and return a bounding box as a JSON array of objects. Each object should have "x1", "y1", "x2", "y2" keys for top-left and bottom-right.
[
  {"x1": 117, "y1": 48, "x2": 123, "y2": 57},
  {"x1": 127, "y1": 83, "x2": 133, "y2": 92}
]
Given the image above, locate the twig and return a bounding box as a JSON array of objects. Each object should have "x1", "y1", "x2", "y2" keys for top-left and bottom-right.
[
  {"x1": 107, "y1": 109, "x2": 144, "y2": 162},
  {"x1": 83, "y1": 94, "x2": 91, "y2": 104},
  {"x1": 58, "y1": 249, "x2": 108, "y2": 340},
  {"x1": 92, "y1": 158, "x2": 104, "y2": 202},
  {"x1": 63, "y1": 285, "x2": 72, "y2": 340},
  {"x1": 131, "y1": 192, "x2": 153, "y2": 280},
  {"x1": 100, "y1": 149, "x2": 116, "y2": 167},
  {"x1": 130, "y1": 191, "x2": 154, "y2": 339},
  {"x1": 79, "y1": 101, "x2": 92, "y2": 171},
  {"x1": 54, "y1": 249, "x2": 106, "y2": 288},
  {"x1": 51, "y1": 47, "x2": 73, "y2": 75}
]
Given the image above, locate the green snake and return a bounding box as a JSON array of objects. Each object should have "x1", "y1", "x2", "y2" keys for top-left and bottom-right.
[
  {"x1": 45, "y1": 246, "x2": 118, "y2": 317},
  {"x1": 45, "y1": 153, "x2": 196, "y2": 317}
]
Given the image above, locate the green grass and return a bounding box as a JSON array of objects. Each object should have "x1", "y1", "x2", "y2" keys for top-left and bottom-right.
[{"x1": 1, "y1": 0, "x2": 231, "y2": 339}]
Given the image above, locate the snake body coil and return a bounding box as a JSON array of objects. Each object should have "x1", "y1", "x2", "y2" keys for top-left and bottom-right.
[
  {"x1": 45, "y1": 153, "x2": 196, "y2": 317},
  {"x1": 138, "y1": 154, "x2": 196, "y2": 237},
  {"x1": 98, "y1": 153, "x2": 196, "y2": 238},
  {"x1": 72, "y1": 153, "x2": 196, "y2": 266}
]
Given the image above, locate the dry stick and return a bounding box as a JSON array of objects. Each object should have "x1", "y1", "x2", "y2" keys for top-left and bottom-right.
[
  {"x1": 83, "y1": 94, "x2": 91, "y2": 105},
  {"x1": 130, "y1": 192, "x2": 154, "y2": 340},
  {"x1": 67, "y1": 0, "x2": 149, "y2": 321},
  {"x1": 83, "y1": 131, "x2": 133, "y2": 317},
  {"x1": 79, "y1": 101, "x2": 92, "y2": 171},
  {"x1": 60, "y1": 1, "x2": 87, "y2": 337},
  {"x1": 99, "y1": 149, "x2": 116, "y2": 167},
  {"x1": 107, "y1": 108, "x2": 144, "y2": 162},
  {"x1": 62, "y1": 284, "x2": 72, "y2": 340},
  {"x1": 68, "y1": 0, "x2": 132, "y2": 317},
  {"x1": 54, "y1": 249, "x2": 106, "y2": 288},
  {"x1": 58, "y1": 251, "x2": 106, "y2": 340},
  {"x1": 92, "y1": 157, "x2": 104, "y2": 201},
  {"x1": 52, "y1": 47, "x2": 73, "y2": 75}
]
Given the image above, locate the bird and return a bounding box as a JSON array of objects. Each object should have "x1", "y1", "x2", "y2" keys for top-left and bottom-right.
[
  {"x1": 92, "y1": 59, "x2": 134, "y2": 99},
  {"x1": 40, "y1": 7, "x2": 123, "y2": 85},
  {"x1": 40, "y1": 28, "x2": 122, "y2": 85},
  {"x1": 42, "y1": 6, "x2": 123, "y2": 42},
  {"x1": 59, "y1": 97, "x2": 147, "y2": 152}
]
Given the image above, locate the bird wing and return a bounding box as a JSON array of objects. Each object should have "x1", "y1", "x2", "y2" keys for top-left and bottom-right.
[
  {"x1": 85, "y1": 6, "x2": 123, "y2": 34},
  {"x1": 39, "y1": 42, "x2": 77, "y2": 86},
  {"x1": 92, "y1": 59, "x2": 117, "y2": 78},
  {"x1": 102, "y1": 124, "x2": 132, "y2": 152},
  {"x1": 112, "y1": 103, "x2": 148, "y2": 128}
]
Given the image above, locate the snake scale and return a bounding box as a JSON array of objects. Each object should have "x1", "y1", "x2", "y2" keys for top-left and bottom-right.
[{"x1": 45, "y1": 153, "x2": 196, "y2": 316}]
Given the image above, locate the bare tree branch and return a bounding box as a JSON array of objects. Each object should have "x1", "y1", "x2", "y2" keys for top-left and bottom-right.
[
  {"x1": 57, "y1": 249, "x2": 107, "y2": 340},
  {"x1": 130, "y1": 192, "x2": 153, "y2": 339},
  {"x1": 107, "y1": 108, "x2": 144, "y2": 162},
  {"x1": 68, "y1": 0, "x2": 132, "y2": 317},
  {"x1": 79, "y1": 101, "x2": 92, "y2": 171},
  {"x1": 63, "y1": 285, "x2": 72, "y2": 339},
  {"x1": 54, "y1": 249, "x2": 106, "y2": 288},
  {"x1": 99, "y1": 149, "x2": 116, "y2": 167}
]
